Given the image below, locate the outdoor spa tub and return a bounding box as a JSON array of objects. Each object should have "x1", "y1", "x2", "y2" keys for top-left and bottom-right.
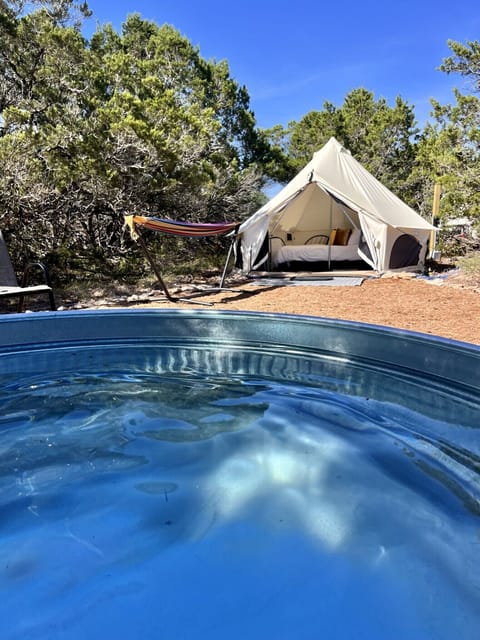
[{"x1": 0, "y1": 310, "x2": 479, "y2": 639}]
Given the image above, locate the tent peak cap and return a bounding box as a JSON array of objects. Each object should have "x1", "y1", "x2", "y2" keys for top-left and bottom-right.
[
  {"x1": 316, "y1": 136, "x2": 352, "y2": 155},
  {"x1": 312, "y1": 136, "x2": 349, "y2": 157}
]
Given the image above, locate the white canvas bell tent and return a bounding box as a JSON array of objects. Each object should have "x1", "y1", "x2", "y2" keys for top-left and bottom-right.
[{"x1": 237, "y1": 137, "x2": 435, "y2": 273}]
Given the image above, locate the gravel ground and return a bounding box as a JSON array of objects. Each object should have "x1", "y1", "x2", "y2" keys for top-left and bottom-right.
[{"x1": 86, "y1": 270, "x2": 480, "y2": 346}]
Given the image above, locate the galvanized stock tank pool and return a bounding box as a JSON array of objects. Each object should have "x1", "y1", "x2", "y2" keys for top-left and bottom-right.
[{"x1": 0, "y1": 310, "x2": 479, "y2": 640}]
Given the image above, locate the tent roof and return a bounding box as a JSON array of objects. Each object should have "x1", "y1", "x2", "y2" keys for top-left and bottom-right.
[{"x1": 244, "y1": 137, "x2": 433, "y2": 231}]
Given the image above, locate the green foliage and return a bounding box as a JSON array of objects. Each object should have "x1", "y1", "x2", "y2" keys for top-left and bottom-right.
[
  {"x1": 440, "y1": 39, "x2": 480, "y2": 92},
  {"x1": 412, "y1": 40, "x2": 480, "y2": 225},
  {"x1": 456, "y1": 252, "x2": 480, "y2": 274},
  {"x1": 266, "y1": 89, "x2": 419, "y2": 205},
  {"x1": 0, "y1": 3, "x2": 266, "y2": 277},
  {"x1": 1, "y1": 2, "x2": 480, "y2": 285}
]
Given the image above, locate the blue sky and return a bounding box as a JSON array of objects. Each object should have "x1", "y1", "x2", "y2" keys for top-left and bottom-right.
[{"x1": 84, "y1": 0, "x2": 480, "y2": 130}]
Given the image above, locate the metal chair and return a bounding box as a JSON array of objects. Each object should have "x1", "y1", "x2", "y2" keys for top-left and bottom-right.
[{"x1": 0, "y1": 231, "x2": 56, "y2": 312}]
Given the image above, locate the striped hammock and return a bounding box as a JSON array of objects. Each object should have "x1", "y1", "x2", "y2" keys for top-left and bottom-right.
[{"x1": 125, "y1": 215, "x2": 237, "y2": 239}]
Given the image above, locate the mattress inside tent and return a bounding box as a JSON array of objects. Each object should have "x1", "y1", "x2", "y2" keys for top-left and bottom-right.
[{"x1": 271, "y1": 243, "x2": 360, "y2": 267}]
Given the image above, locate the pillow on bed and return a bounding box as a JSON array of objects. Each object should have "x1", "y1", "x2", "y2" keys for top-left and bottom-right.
[
  {"x1": 334, "y1": 228, "x2": 351, "y2": 245},
  {"x1": 306, "y1": 234, "x2": 329, "y2": 245},
  {"x1": 348, "y1": 228, "x2": 361, "y2": 245},
  {"x1": 329, "y1": 229, "x2": 337, "y2": 245}
]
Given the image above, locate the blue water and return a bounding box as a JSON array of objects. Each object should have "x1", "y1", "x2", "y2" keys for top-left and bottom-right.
[{"x1": 0, "y1": 346, "x2": 479, "y2": 639}]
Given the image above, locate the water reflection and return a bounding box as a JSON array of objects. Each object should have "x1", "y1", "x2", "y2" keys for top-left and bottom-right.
[{"x1": 0, "y1": 344, "x2": 479, "y2": 640}]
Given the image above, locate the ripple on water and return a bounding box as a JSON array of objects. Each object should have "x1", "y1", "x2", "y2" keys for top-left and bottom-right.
[{"x1": 0, "y1": 349, "x2": 478, "y2": 640}]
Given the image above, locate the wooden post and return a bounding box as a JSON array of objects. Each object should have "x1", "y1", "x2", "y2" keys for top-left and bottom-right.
[
  {"x1": 432, "y1": 183, "x2": 441, "y2": 218},
  {"x1": 430, "y1": 183, "x2": 441, "y2": 258}
]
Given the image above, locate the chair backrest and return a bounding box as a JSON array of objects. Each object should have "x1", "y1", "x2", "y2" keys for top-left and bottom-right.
[{"x1": 0, "y1": 231, "x2": 19, "y2": 286}]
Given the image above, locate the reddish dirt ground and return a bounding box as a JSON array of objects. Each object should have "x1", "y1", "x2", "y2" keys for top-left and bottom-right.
[{"x1": 120, "y1": 273, "x2": 480, "y2": 345}]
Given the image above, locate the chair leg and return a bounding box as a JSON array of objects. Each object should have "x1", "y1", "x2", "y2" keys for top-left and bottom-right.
[
  {"x1": 16, "y1": 291, "x2": 56, "y2": 313},
  {"x1": 17, "y1": 294, "x2": 25, "y2": 313},
  {"x1": 48, "y1": 289, "x2": 56, "y2": 311}
]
